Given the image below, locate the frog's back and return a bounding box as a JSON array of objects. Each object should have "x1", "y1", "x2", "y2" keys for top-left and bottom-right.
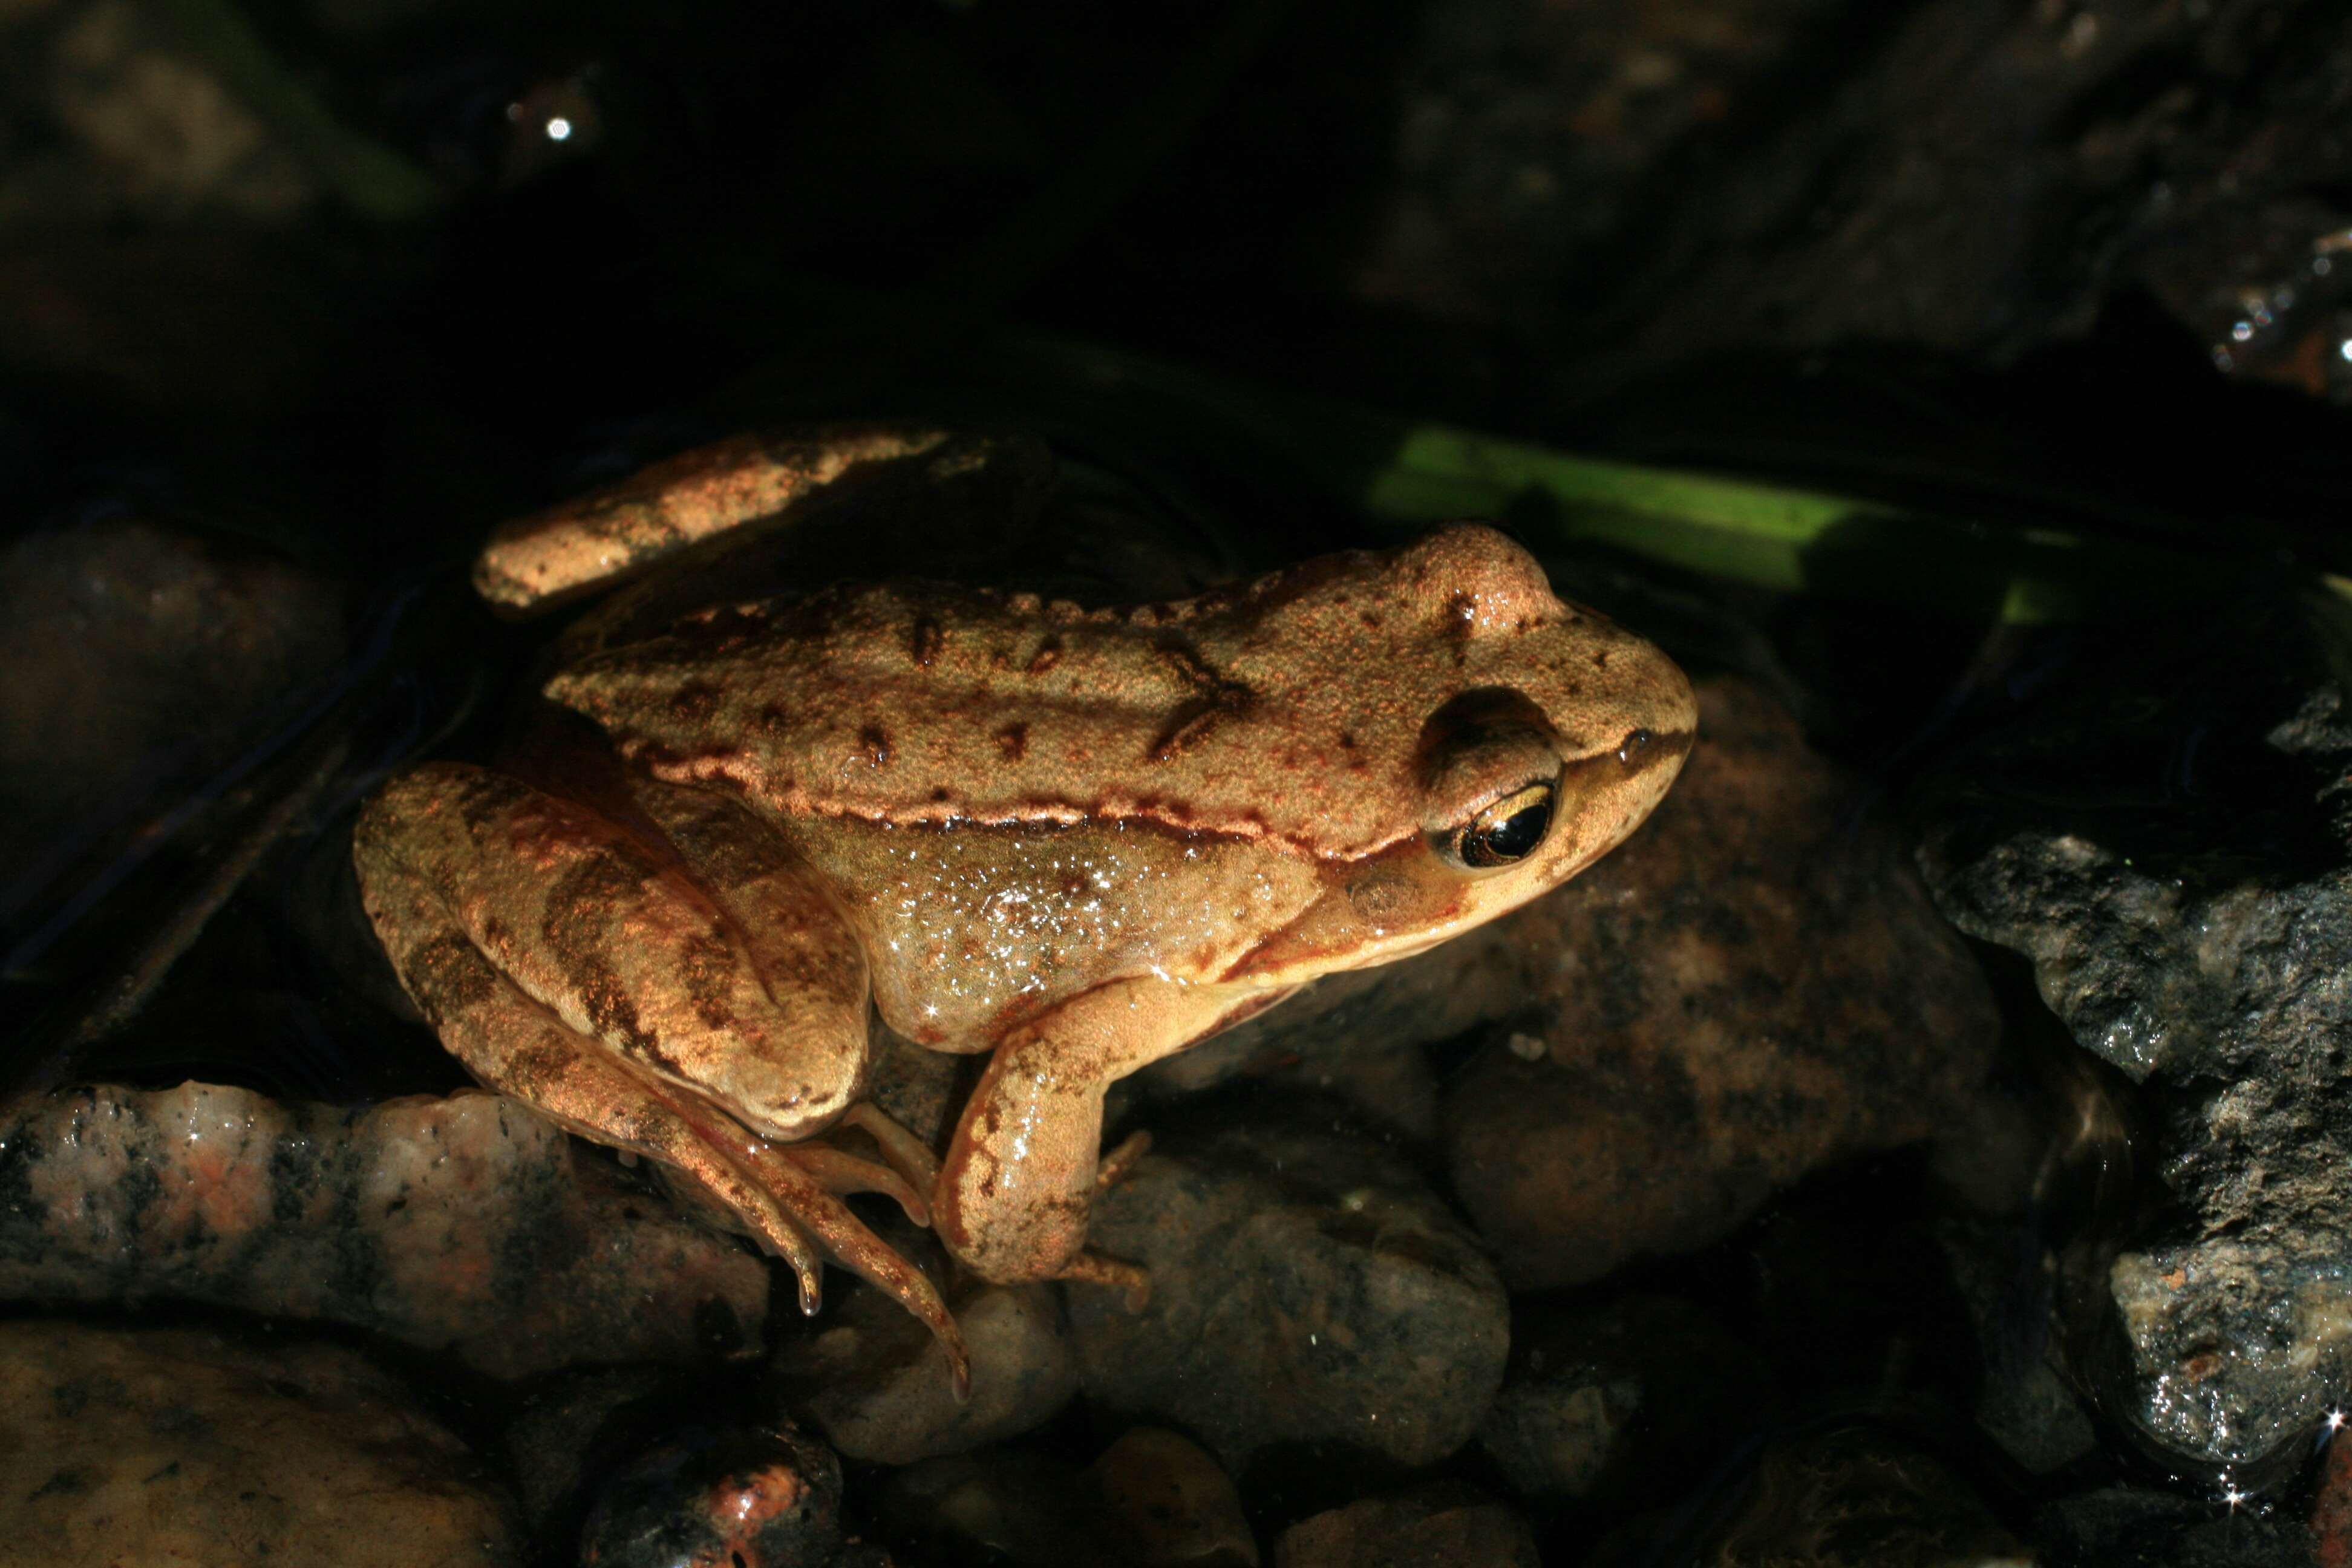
[{"x1": 544, "y1": 525, "x2": 1678, "y2": 861}]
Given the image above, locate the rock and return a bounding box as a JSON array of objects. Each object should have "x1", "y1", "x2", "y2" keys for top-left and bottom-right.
[
  {"x1": 1690, "y1": 1428, "x2": 2028, "y2": 1567},
  {"x1": 1475, "y1": 1292, "x2": 1771, "y2": 1506},
  {"x1": 0, "y1": 1318, "x2": 519, "y2": 1565},
  {"x1": 880, "y1": 1449, "x2": 1109, "y2": 1567},
  {"x1": 2037, "y1": 1485, "x2": 2312, "y2": 1568},
  {"x1": 1089, "y1": 1428, "x2": 1258, "y2": 1568},
  {"x1": 1442, "y1": 676, "x2": 1999, "y2": 1289},
  {"x1": 1351, "y1": 0, "x2": 2352, "y2": 396},
  {"x1": 0, "y1": 515, "x2": 341, "y2": 877},
  {"x1": 778, "y1": 1279, "x2": 1077, "y2": 1465},
  {"x1": 502, "y1": 1365, "x2": 679, "y2": 1540},
  {"x1": 1271, "y1": 1485, "x2": 1538, "y2": 1568},
  {"x1": 1067, "y1": 1110, "x2": 1508, "y2": 1471},
  {"x1": 1936, "y1": 1214, "x2": 2097, "y2": 1477},
  {"x1": 1918, "y1": 594, "x2": 2352, "y2": 1468},
  {"x1": 2313, "y1": 1429, "x2": 2352, "y2": 1568},
  {"x1": 0, "y1": 1082, "x2": 767, "y2": 1377},
  {"x1": 578, "y1": 1422, "x2": 844, "y2": 1568},
  {"x1": 864, "y1": 1025, "x2": 965, "y2": 1152}
]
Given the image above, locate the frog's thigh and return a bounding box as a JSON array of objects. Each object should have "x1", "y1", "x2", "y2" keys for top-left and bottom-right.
[
  {"x1": 933, "y1": 976, "x2": 1256, "y2": 1284},
  {"x1": 356, "y1": 845, "x2": 826, "y2": 1272},
  {"x1": 354, "y1": 762, "x2": 871, "y2": 1143}
]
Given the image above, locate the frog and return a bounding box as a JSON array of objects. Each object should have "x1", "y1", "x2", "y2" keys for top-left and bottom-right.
[{"x1": 351, "y1": 425, "x2": 1697, "y2": 1391}]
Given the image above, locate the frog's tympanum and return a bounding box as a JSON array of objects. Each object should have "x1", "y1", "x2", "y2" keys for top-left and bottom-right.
[{"x1": 353, "y1": 430, "x2": 1696, "y2": 1390}]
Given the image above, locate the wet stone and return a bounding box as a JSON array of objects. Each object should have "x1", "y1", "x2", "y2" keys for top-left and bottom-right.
[
  {"x1": 777, "y1": 1279, "x2": 1077, "y2": 1465},
  {"x1": 0, "y1": 514, "x2": 342, "y2": 873},
  {"x1": 0, "y1": 1318, "x2": 520, "y2": 1566},
  {"x1": 1475, "y1": 1292, "x2": 1772, "y2": 1507},
  {"x1": 2311, "y1": 1428, "x2": 2352, "y2": 1568},
  {"x1": 1936, "y1": 1214, "x2": 2097, "y2": 1477},
  {"x1": 2036, "y1": 1486, "x2": 2313, "y2": 1568},
  {"x1": 577, "y1": 1421, "x2": 843, "y2": 1568},
  {"x1": 1918, "y1": 595, "x2": 2352, "y2": 1468},
  {"x1": 1442, "y1": 676, "x2": 2000, "y2": 1289},
  {"x1": 1067, "y1": 1109, "x2": 1508, "y2": 1471},
  {"x1": 0, "y1": 1082, "x2": 768, "y2": 1377},
  {"x1": 1685, "y1": 1428, "x2": 2028, "y2": 1567},
  {"x1": 880, "y1": 1449, "x2": 1108, "y2": 1567},
  {"x1": 1271, "y1": 1484, "x2": 1538, "y2": 1568},
  {"x1": 1088, "y1": 1427, "x2": 1258, "y2": 1568},
  {"x1": 501, "y1": 1365, "x2": 679, "y2": 1541}
]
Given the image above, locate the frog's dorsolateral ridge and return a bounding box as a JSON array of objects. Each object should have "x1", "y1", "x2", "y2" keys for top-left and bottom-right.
[{"x1": 353, "y1": 429, "x2": 1697, "y2": 1394}]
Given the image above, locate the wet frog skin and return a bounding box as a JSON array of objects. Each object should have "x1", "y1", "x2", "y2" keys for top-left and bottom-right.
[{"x1": 353, "y1": 432, "x2": 1697, "y2": 1388}]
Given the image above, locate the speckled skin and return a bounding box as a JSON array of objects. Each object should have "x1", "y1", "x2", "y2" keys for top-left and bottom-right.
[{"x1": 354, "y1": 451, "x2": 1696, "y2": 1390}]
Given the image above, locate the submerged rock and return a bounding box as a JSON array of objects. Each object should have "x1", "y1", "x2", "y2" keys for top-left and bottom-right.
[
  {"x1": 1687, "y1": 1428, "x2": 2028, "y2": 1568},
  {"x1": 1088, "y1": 1428, "x2": 1258, "y2": 1568},
  {"x1": 2036, "y1": 1485, "x2": 2312, "y2": 1568},
  {"x1": 1444, "y1": 676, "x2": 2000, "y2": 1288},
  {"x1": 1067, "y1": 1111, "x2": 1508, "y2": 1470},
  {"x1": 1476, "y1": 1292, "x2": 1772, "y2": 1506},
  {"x1": 880, "y1": 1449, "x2": 1108, "y2": 1567},
  {"x1": 0, "y1": 1318, "x2": 519, "y2": 1565},
  {"x1": 1272, "y1": 1484, "x2": 1538, "y2": 1568},
  {"x1": 1920, "y1": 596, "x2": 2352, "y2": 1468},
  {"x1": 778, "y1": 1279, "x2": 1077, "y2": 1465},
  {"x1": 0, "y1": 1082, "x2": 767, "y2": 1377},
  {"x1": 578, "y1": 1421, "x2": 844, "y2": 1568}
]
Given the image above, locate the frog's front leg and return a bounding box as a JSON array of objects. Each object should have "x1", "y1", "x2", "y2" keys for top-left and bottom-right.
[
  {"x1": 354, "y1": 762, "x2": 969, "y2": 1388},
  {"x1": 933, "y1": 976, "x2": 1285, "y2": 1290}
]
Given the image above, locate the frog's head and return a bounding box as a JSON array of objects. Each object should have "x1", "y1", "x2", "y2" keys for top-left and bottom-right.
[{"x1": 1230, "y1": 523, "x2": 1696, "y2": 984}]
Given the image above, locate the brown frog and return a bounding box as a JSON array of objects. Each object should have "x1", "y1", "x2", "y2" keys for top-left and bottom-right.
[{"x1": 353, "y1": 427, "x2": 1696, "y2": 1389}]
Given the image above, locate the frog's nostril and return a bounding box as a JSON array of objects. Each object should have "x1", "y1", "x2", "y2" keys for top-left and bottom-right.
[{"x1": 1616, "y1": 728, "x2": 1655, "y2": 766}]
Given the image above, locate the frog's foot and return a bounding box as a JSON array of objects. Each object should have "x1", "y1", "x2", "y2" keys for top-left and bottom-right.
[
  {"x1": 354, "y1": 855, "x2": 972, "y2": 1394},
  {"x1": 730, "y1": 1133, "x2": 973, "y2": 1397},
  {"x1": 841, "y1": 1101, "x2": 945, "y2": 1204},
  {"x1": 531, "y1": 1058, "x2": 971, "y2": 1396},
  {"x1": 1054, "y1": 1250, "x2": 1151, "y2": 1313},
  {"x1": 774, "y1": 1140, "x2": 930, "y2": 1227}
]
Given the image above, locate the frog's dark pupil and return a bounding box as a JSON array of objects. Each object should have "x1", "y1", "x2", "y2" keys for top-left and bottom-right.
[{"x1": 1463, "y1": 791, "x2": 1552, "y2": 867}]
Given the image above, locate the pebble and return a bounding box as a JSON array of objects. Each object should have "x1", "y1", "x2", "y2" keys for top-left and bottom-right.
[
  {"x1": 1918, "y1": 596, "x2": 2352, "y2": 1466},
  {"x1": 778, "y1": 1279, "x2": 1077, "y2": 1465},
  {"x1": 0, "y1": 1082, "x2": 767, "y2": 1377},
  {"x1": 0, "y1": 1318, "x2": 519, "y2": 1566},
  {"x1": 578, "y1": 1422, "x2": 843, "y2": 1568},
  {"x1": 1476, "y1": 1292, "x2": 1771, "y2": 1506},
  {"x1": 1272, "y1": 1485, "x2": 1537, "y2": 1568},
  {"x1": 1089, "y1": 1427, "x2": 1258, "y2": 1568},
  {"x1": 1687, "y1": 1428, "x2": 2028, "y2": 1567},
  {"x1": 880, "y1": 1449, "x2": 1106, "y2": 1567},
  {"x1": 1443, "y1": 676, "x2": 2002, "y2": 1290},
  {"x1": 1067, "y1": 1111, "x2": 1508, "y2": 1470}
]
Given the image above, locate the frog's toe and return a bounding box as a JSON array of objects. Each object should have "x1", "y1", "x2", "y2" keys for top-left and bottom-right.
[
  {"x1": 742, "y1": 1138, "x2": 971, "y2": 1395},
  {"x1": 1095, "y1": 1130, "x2": 1151, "y2": 1190},
  {"x1": 784, "y1": 1143, "x2": 930, "y2": 1226},
  {"x1": 1055, "y1": 1250, "x2": 1151, "y2": 1313},
  {"x1": 843, "y1": 1101, "x2": 944, "y2": 1197}
]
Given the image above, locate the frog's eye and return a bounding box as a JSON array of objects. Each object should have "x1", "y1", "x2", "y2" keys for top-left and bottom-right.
[{"x1": 1443, "y1": 781, "x2": 1555, "y2": 870}]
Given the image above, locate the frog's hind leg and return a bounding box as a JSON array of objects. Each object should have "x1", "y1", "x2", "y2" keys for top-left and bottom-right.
[{"x1": 354, "y1": 763, "x2": 972, "y2": 1392}]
